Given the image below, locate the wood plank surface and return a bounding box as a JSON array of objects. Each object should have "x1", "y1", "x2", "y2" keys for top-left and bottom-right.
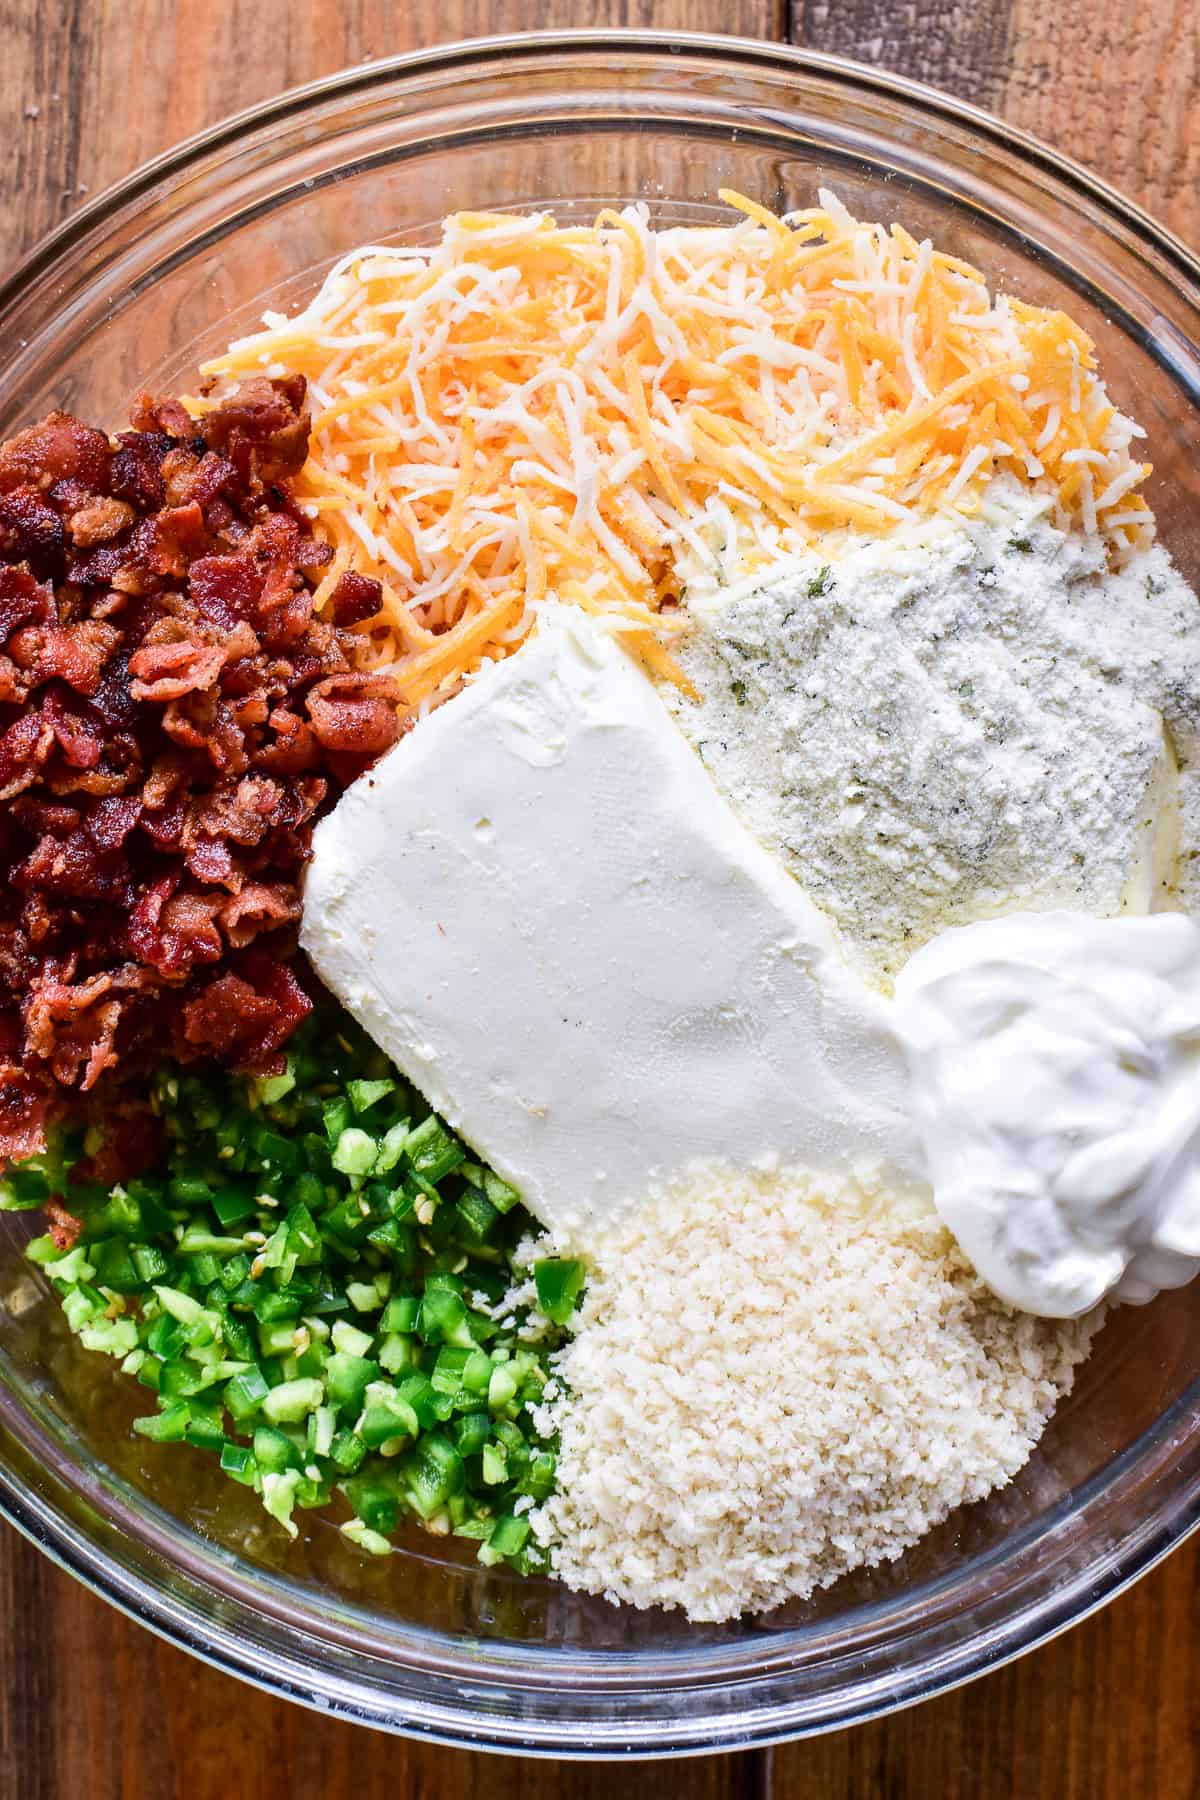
[
  {"x1": 1, "y1": 0, "x2": 787, "y2": 261},
  {"x1": 2, "y1": 0, "x2": 1198, "y2": 1795},
  {"x1": 794, "y1": 0, "x2": 1016, "y2": 113},
  {"x1": 1002, "y1": 0, "x2": 1200, "y2": 244}
]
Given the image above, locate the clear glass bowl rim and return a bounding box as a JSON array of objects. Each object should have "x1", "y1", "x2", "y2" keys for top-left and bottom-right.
[{"x1": 2, "y1": 27, "x2": 1200, "y2": 1758}]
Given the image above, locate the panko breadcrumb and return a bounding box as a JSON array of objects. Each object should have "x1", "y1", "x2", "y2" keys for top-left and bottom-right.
[{"x1": 530, "y1": 1163, "x2": 1099, "y2": 1623}]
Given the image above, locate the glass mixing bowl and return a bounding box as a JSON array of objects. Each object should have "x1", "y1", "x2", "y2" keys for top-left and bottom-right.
[{"x1": 2, "y1": 29, "x2": 1200, "y2": 1757}]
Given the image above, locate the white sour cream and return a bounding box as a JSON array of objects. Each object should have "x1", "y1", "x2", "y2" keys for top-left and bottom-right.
[{"x1": 894, "y1": 910, "x2": 1200, "y2": 1317}]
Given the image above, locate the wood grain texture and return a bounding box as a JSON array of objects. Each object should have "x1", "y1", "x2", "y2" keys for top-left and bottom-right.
[
  {"x1": 3, "y1": 0, "x2": 1200, "y2": 1795},
  {"x1": 0, "y1": 1524, "x2": 762, "y2": 1799},
  {"x1": 792, "y1": 0, "x2": 1200, "y2": 249},
  {"x1": 791, "y1": 0, "x2": 1017, "y2": 111},
  {"x1": 1002, "y1": 0, "x2": 1200, "y2": 245},
  {"x1": 0, "y1": 1523, "x2": 761, "y2": 1800},
  {"x1": 0, "y1": 0, "x2": 786, "y2": 266},
  {"x1": 768, "y1": 1535, "x2": 1200, "y2": 1798}
]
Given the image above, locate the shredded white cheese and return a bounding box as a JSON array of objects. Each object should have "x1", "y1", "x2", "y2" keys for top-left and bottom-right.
[{"x1": 196, "y1": 194, "x2": 1152, "y2": 718}]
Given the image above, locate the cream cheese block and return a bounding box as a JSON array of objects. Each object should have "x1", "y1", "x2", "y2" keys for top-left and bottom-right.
[{"x1": 301, "y1": 610, "x2": 924, "y2": 1239}]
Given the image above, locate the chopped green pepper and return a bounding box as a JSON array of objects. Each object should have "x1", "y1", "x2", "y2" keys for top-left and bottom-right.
[{"x1": 14, "y1": 1003, "x2": 571, "y2": 1573}]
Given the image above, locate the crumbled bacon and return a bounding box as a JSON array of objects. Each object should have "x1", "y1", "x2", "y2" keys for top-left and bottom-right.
[
  {"x1": 0, "y1": 1059, "x2": 49, "y2": 1162},
  {"x1": 9, "y1": 620, "x2": 123, "y2": 695},
  {"x1": 180, "y1": 952, "x2": 311, "y2": 1070},
  {"x1": 44, "y1": 1197, "x2": 83, "y2": 1251},
  {"x1": 330, "y1": 569, "x2": 384, "y2": 628},
  {"x1": 188, "y1": 376, "x2": 311, "y2": 487},
  {"x1": 67, "y1": 497, "x2": 135, "y2": 549},
  {"x1": 0, "y1": 567, "x2": 52, "y2": 640},
  {"x1": 218, "y1": 881, "x2": 302, "y2": 949},
  {"x1": 129, "y1": 638, "x2": 230, "y2": 701},
  {"x1": 0, "y1": 487, "x2": 65, "y2": 559},
  {"x1": 0, "y1": 413, "x2": 112, "y2": 495},
  {"x1": 0, "y1": 380, "x2": 399, "y2": 1162},
  {"x1": 307, "y1": 671, "x2": 405, "y2": 758}
]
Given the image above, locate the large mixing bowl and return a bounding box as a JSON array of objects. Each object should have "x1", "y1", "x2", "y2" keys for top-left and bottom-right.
[{"x1": 2, "y1": 30, "x2": 1200, "y2": 1757}]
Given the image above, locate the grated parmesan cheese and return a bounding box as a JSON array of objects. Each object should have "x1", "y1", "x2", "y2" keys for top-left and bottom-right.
[{"x1": 530, "y1": 1162, "x2": 1097, "y2": 1623}]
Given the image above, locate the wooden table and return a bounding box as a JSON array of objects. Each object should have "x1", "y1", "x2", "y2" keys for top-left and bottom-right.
[{"x1": 3, "y1": 2, "x2": 1199, "y2": 1794}]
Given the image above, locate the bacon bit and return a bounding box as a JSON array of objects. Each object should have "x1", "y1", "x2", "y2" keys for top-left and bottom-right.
[
  {"x1": 9, "y1": 620, "x2": 123, "y2": 695},
  {"x1": 22, "y1": 968, "x2": 142, "y2": 1088},
  {"x1": 86, "y1": 794, "x2": 141, "y2": 851},
  {"x1": 0, "y1": 487, "x2": 64, "y2": 558},
  {"x1": 0, "y1": 413, "x2": 111, "y2": 495},
  {"x1": 42, "y1": 690, "x2": 103, "y2": 770},
  {"x1": 193, "y1": 376, "x2": 310, "y2": 487},
  {"x1": 128, "y1": 876, "x2": 223, "y2": 977},
  {"x1": 109, "y1": 433, "x2": 168, "y2": 510},
  {"x1": 0, "y1": 1060, "x2": 50, "y2": 1163},
  {"x1": 44, "y1": 1196, "x2": 83, "y2": 1250},
  {"x1": 181, "y1": 953, "x2": 311, "y2": 1070},
  {"x1": 130, "y1": 395, "x2": 193, "y2": 440},
  {"x1": 307, "y1": 671, "x2": 400, "y2": 757},
  {"x1": 0, "y1": 379, "x2": 398, "y2": 1164},
  {"x1": 185, "y1": 836, "x2": 235, "y2": 885},
  {"x1": 67, "y1": 497, "x2": 135, "y2": 548},
  {"x1": 188, "y1": 552, "x2": 263, "y2": 627},
  {"x1": 330, "y1": 570, "x2": 384, "y2": 628},
  {"x1": 147, "y1": 502, "x2": 208, "y2": 577},
  {"x1": 0, "y1": 709, "x2": 54, "y2": 800},
  {"x1": 10, "y1": 797, "x2": 79, "y2": 837},
  {"x1": 256, "y1": 705, "x2": 320, "y2": 775},
  {"x1": 218, "y1": 882, "x2": 302, "y2": 949},
  {"x1": 129, "y1": 638, "x2": 229, "y2": 701},
  {"x1": 0, "y1": 566, "x2": 52, "y2": 639}
]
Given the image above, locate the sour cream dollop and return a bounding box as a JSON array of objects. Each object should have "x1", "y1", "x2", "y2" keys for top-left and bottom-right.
[{"x1": 894, "y1": 910, "x2": 1200, "y2": 1317}]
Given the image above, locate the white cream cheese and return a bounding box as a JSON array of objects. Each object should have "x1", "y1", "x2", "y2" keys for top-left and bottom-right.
[
  {"x1": 301, "y1": 610, "x2": 923, "y2": 1239},
  {"x1": 895, "y1": 910, "x2": 1200, "y2": 1317}
]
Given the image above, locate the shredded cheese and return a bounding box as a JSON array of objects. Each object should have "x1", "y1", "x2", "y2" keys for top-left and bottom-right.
[{"x1": 200, "y1": 192, "x2": 1153, "y2": 718}]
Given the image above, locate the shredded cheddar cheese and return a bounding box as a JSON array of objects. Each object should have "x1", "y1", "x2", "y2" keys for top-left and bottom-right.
[{"x1": 200, "y1": 191, "x2": 1153, "y2": 716}]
